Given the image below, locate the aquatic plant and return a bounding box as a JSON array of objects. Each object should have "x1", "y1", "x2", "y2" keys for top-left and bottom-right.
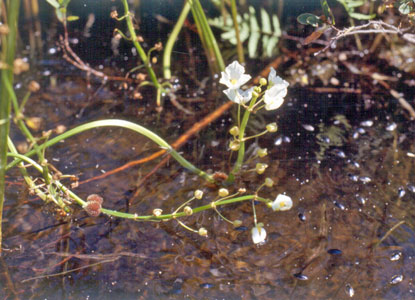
[
  {"x1": 0, "y1": 0, "x2": 21, "y2": 254},
  {"x1": 3, "y1": 60, "x2": 291, "y2": 248}
]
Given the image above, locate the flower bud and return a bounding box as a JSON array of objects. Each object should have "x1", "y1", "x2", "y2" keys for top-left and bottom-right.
[
  {"x1": 257, "y1": 148, "x2": 268, "y2": 158},
  {"x1": 253, "y1": 86, "x2": 262, "y2": 93},
  {"x1": 238, "y1": 187, "x2": 246, "y2": 194},
  {"x1": 252, "y1": 90, "x2": 259, "y2": 98},
  {"x1": 194, "y1": 189, "x2": 204, "y2": 199},
  {"x1": 266, "y1": 122, "x2": 278, "y2": 133},
  {"x1": 256, "y1": 163, "x2": 268, "y2": 175},
  {"x1": 259, "y1": 77, "x2": 267, "y2": 86},
  {"x1": 198, "y1": 227, "x2": 208, "y2": 236},
  {"x1": 153, "y1": 208, "x2": 163, "y2": 217},
  {"x1": 13, "y1": 58, "x2": 29, "y2": 75},
  {"x1": 218, "y1": 188, "x2": 229, "y2": 197},
  {"x1": 265, "y1": 177, "x2": 274, "y2": 187},
  {"x1": 184, "y1": 206, "x2": 193, "y2": 216},
  {"x1": 229, "y1": 140, "x2": 240, "y2": 151},
  {"x1": 233, "y1": 219, "x2": 242, "y2": 227},
  {"x1": 229, "y1": 126, "x2": 240, "y2": 136}
]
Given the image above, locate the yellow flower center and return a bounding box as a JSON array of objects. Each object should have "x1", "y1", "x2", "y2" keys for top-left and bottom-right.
[{"x1": 230, "y1": 79, "x2": 238, "y2": 85}]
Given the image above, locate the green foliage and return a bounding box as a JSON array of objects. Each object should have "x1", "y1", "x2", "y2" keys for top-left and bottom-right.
[
  {"x1": 395, "y1": 0, "x2": 415, "y2": 15},
  {"x1": 46, "y1": 0, "x2": 78, "y2": 22},
  {"x1": 297, "y1": 13, "x2": 324, "y2": 27},
  {"x1": 337, "y1": 0, "x2": 376, "y2": 20},
  {"x1": 209, "y1": 6, "x2": 281, "y2": 58},
  {"x1": 298, "y1": 0, "x2": 376, "y2": 28}
]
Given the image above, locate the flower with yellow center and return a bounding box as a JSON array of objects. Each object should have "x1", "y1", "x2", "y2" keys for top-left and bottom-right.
[{"x1": 219, "y1": 61, "x2": 251, "y2": 90}]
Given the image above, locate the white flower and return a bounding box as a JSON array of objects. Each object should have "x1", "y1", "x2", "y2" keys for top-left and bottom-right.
[
  {"x1": 268, "y1": 67, "x2": 289, "y2": 88},
  {"x1": 271, "y1": 194, "x2": 293, "y2": 211},
  {"x1": 251, "y1": 225, "x2": 267, "y2": 244},
  {"x1": 220, "y1": 61, "x2": 251, "y2": 90},
  {"x1": 224, "y1": 87, "x2": 253, "y2": 104},
  {"x1": 264, "y1": 84, "x2": 288, "y2": 110}
]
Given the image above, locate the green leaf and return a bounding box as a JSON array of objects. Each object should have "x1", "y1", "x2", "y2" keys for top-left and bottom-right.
[
  {"x1": 399, "y1": 2, "x2": 412, "y2": 14},
  {"x1": 67, "y1": 15, "x2": 79, "y2": 22},
  {"x1": 248, "y1": 7, "x2": 260, "y2": 58},
  {"x1": 348, "y1": 12, "x2": 376, "y2": 20},
  {"x1": 46, "y1": 0, "x2": 60, "y2": 9},
  {"x1": 320, "y1": 0, "x2": 335, "y2": 24},
  {"x1": 297, "y1": 13, "x2": 323, "y2": 27}
]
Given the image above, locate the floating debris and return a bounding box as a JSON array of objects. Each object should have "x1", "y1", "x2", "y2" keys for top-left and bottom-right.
[
  {"x1": 390, "y1": 274, "x2": 403, "y2": 285},
  {"x1": 345, "y1": 284, "x2": 355, "y2": 298},
  {"x1": 302, "y1": 124, "x2": 315, "y2": 132},
  {"x1": 386, "y1": 122, "x2": 397, "y2": 131},
  {"x1": 390, "y1": 251, "x2": 402, "y2": 261},
  {"x1": 352, "y1": 131, "x2": 359, "y2": 139},
  {"x1": 334, "y1": 201, "x2": 346, "y2": 210},
  {"x1": 293, "y1": 273, "x2": 309, "y2": 280},
  {"x1": 327, "y1": 248, "x2": 342, "y2": 255},
  {"x1": 298, "y1": 213, "x2": 306, "y2": 222},
  {"x1": 274, "y1": 136, "x2": 283, "y2": 146},
  {"x1": 356, "y1": 195, "x2": 366, "y2": 205},
  {"x1": 398, "y1": 187, "x2": 406, "y2": 198},
  {"x1": 348, "y1": 174, "x2": 359, "y2": 182},
  {"x1": 283, "y1": 136, "x2": 291, "y2": 143},
  {"x1": 357, "y1": 128, "x2": 366, "y2": 134},
  {"x1": 407, "y1": 152, "x2": 415, "y2": 158},
  {"x1": 333, "y1": 149, "x2": 346, "y2": 158},
  {"x1": 359, "y1": 176, "x2": 371, "y2": 183},
  {"x1": 360, "y1": 120, "x2": 373, "y2": 127},
  {"x1": 407, "y1": 184, "x2": 415, "y2": 193},
  {"x1": 200, "y1": 283, "x2": 214, "y2": 289}
]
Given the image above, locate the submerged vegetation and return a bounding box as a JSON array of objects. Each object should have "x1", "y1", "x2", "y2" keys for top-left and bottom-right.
[{"x1": 1, "y1": 0, "x2": 415, "y2": 298}]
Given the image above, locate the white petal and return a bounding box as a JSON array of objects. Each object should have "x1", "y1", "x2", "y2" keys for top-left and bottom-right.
[
  {"x1": 251, "y1": 226, "x2": 267, "y2": 244},
  {"x1": 235, "y1": 74, "x2": 251, "y2": 88},
  {"x1": 271, "y1": 194, "x2": 293, "y2": 211},
  {"x1": 268, "y1": 67, "x2": 289, "y2": 87},
  {"x1": 238, "y1": 87, "x2": 254, "y2": 103},
  {"x1": 223, "y1": 88, "x2": 239, "y2": 103}
]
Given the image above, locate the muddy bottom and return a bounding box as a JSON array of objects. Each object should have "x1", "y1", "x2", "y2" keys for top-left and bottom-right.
[{"x1": 2, "y1": 60, "x2": 415, "y2": 300}]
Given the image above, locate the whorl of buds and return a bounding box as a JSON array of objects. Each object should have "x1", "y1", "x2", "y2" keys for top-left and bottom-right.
[
  {"x1": 194, "y1": 189, "x2": 204, "y2": 199},
  {"x1": 218, "y1": 188, "x2": 229, "y2": 197},
  {"x1": 84, "y1": 194, "x2": 103, "y2": 217},
  {"x1": 153, "y1": 208, "x2": 163, "y2": 217},
  {"x1": 183, "y1": 206, "x2": 193, "y2": 216},
  {"x1": 266, "y1": 123, "x2": 278, "y2": 133},
  {"x1": 229, "y1": 140, "x2": 240, "y2": 151},
  {"x1": 257, "y1": 148, "x2": 268, "y2": 158},
  {"x1": 256, "y1": 163, "x2": 268, "y2": 175},
  {"x1": 198, "y1": 227, "x2": 208, "y2": 237},
  {"x1": 265, "y1": 177, "x2": 274, "y2": 187}
]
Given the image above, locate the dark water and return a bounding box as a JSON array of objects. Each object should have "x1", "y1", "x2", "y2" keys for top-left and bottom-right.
[{"x1": 2, "y1": 1, "x2": 415, "y2": 299}]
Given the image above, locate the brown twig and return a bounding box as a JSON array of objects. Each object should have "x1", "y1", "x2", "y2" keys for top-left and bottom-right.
[{"x1": 314, "y1": 21, "x2": 413, "y2": 56}]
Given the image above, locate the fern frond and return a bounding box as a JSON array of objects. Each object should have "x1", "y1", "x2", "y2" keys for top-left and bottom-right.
[{"x1": 209, "y1": 6, "x2": 281, "y2": 59}]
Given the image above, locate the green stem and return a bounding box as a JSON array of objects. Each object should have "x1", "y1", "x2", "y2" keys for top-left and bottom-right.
[
  {"x1": 227, "y1": 95, "x2": 258, "y2": 183},
  {"x1": 163, "y1": 0, "x2": 191, "y2": 80},
  {"x1": 189, "y1": 0, "x2": 225, "y2": 74},
  {"x1": 6, "y1": 119, "x2": 215, "y2": 183},
  {"x1": 230, "y1": 0, "x2": 244, "y2": 63},
  {"x1": 0, "y1": 0, "x2": 21, "y2": 255},
  {"x1": 7, "y1": 151, "x2": 270, "y2": 221},
  {"x1": 120, "y1": 0, "x2": 161, "y2": 91}
]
